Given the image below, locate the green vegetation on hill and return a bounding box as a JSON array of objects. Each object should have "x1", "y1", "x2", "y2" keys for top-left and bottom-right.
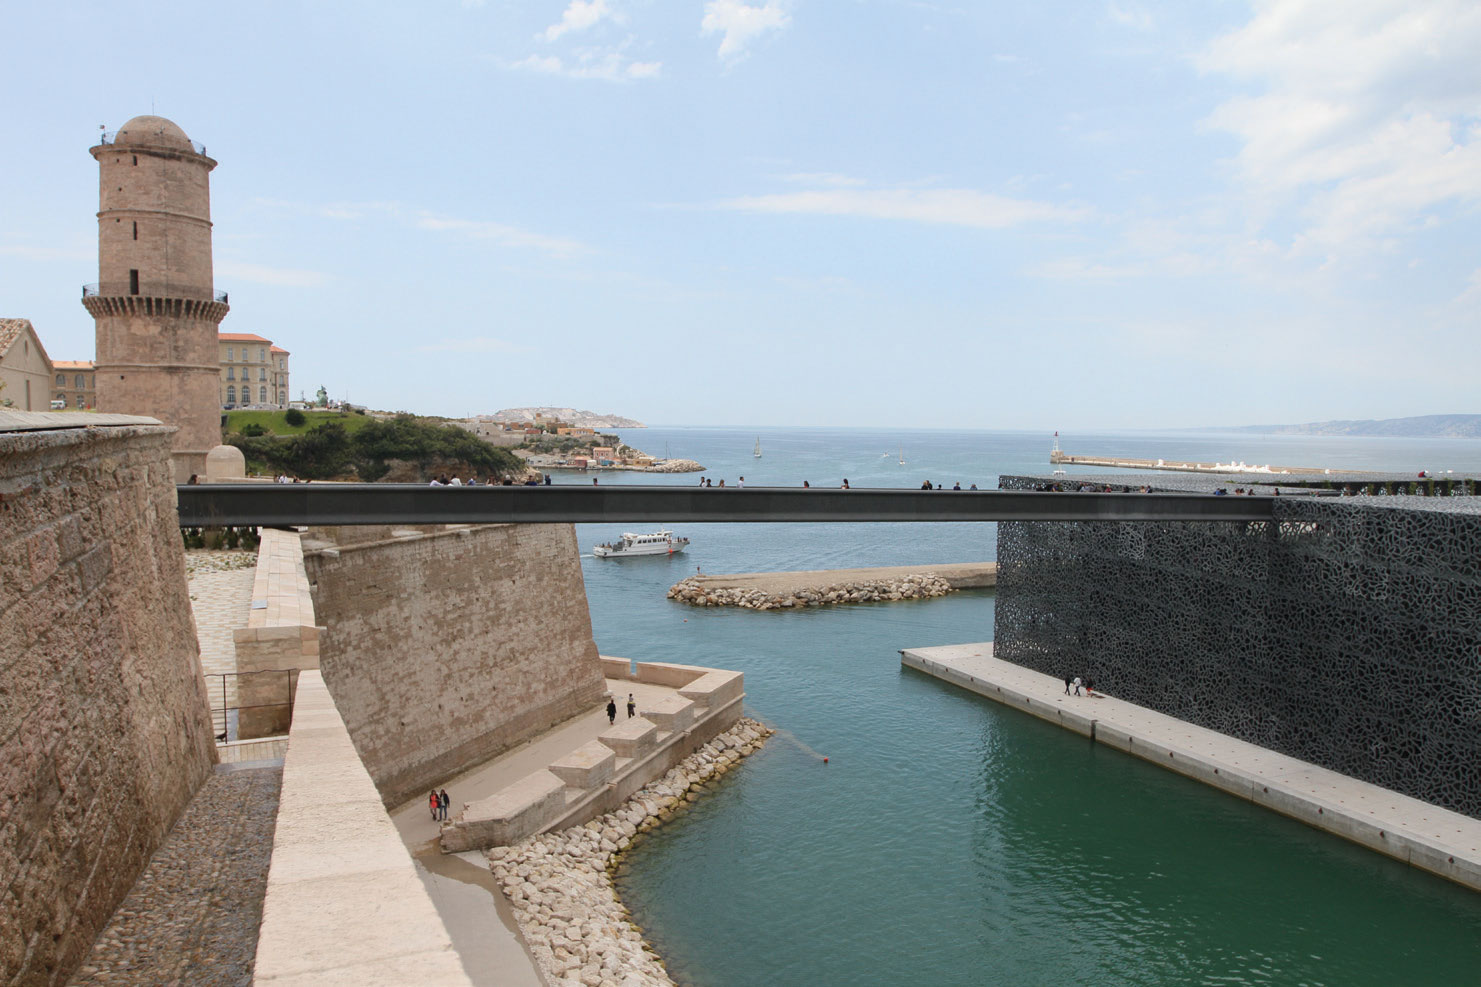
[
  {"x1": 226, "y1": 414, "x2": 524, "y2": 481},
  {"x1": 224, "y1": 409, "x2": 373, "y2": 437}
]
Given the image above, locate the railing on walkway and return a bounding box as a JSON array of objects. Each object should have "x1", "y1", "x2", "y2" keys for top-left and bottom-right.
[
  {"x1": 208, "y1": 669, "x2": 299, "y2": 742},
  {"x1": 97, "y1": 130, "x2": 208, "y2": 155},
  {"x1": 82, "y1": 282, "x2": 228, "y2": 304}
]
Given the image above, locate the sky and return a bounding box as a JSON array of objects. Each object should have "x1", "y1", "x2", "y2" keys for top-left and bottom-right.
[{"x1": 3, "y1": 0, "x2": 1479, "y2": 430}]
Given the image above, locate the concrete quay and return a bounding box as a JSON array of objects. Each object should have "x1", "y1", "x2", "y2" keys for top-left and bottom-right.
[
  {"x1": 901, "y1": 643, "x2": 1481, "y2": 893},
  {"x1": 683, "y1": 561, "x2": 996, "y2": 597}
]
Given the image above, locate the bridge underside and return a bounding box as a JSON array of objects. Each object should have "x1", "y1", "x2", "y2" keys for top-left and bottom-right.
[{"x1": 176, "y1": 484, "x2": 1275, "y2": 527}]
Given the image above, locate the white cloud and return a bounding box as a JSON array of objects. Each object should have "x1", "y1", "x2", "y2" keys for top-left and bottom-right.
[
  {"x1": 1200, "y1": 0, "x2": 1481, "y2": 253},
  {"x1": 416, "y1": 215, "x2": 589, "y2": 258},
  {"x1": 718, "y1": 187, "x2": 1089, "y2": 230},
  {"x1": 780, "y1": 172, "x2": 867, "y2": 187},
  {"x1": 701, "y1": 0, "x2": 790, "y2": 60},
  {"x1": 540, "y1": 0, "x2": 614, "y2": 42},
  {"x1": 510, "y1": 51, "x2": 660, "y2": 81},
  {"x1": 215, "y1": 261, "x2": 328, "y2": 287},
  {"x1": 1107, "y1": 3, "x2": 1153, "y2": 31},
  {"x1": 416, "y1": 337, "x2": 533, "y2": 354}
]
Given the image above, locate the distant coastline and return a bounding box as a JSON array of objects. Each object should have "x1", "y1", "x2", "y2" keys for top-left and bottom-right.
[
  {"x1": 1195, "y1": 414, "x2": 1481, "y2": 439},
  {"x1": 490, "y1": 406, "x2": 646, "y2": 429}
]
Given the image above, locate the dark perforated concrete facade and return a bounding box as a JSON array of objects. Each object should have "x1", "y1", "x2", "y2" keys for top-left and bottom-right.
[{"x1": 995, "y1": 476, "x2": 1481, "y2": 818}]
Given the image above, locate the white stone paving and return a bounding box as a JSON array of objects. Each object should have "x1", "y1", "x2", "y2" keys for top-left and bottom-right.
[{"x1": 187, "y1": 552, "x2": 257, "y2": 738}]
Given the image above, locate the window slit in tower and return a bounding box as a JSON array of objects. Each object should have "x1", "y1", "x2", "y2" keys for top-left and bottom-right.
[
  {"x1": 132, "y1": 156, "x2": 138, "y2": 165},
  {"x1": 132, "y1": 222, "x2": 138, "y2": 240},
  {"x1": 129, "y1": 269, "x2": 139, "y2": 295}
]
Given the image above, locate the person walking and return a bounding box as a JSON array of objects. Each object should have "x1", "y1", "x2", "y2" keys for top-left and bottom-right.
[
  {"x1": 607, "y1": 697, "x2": 617, "y2": 724},
  {"x1": 1064, "y1": 675, "x2": 1072, "y2": 695},
  {"x1": 1072, "y1": 676, "x2": 1083, "y2": 696},
  {"x1": 438, "y1": 789, "x2": 450, "y2": 821},
  {"x1": 429, "y1": 790, "x2": 439, "y2": 821},
  {"x1": 627, "y1": 694, "x2": 636, "y2": 718}
]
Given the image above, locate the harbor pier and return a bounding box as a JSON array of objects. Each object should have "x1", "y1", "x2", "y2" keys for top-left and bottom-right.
[{"x1": 902, "y1": 643, "x2": 1481, "y2": 892}]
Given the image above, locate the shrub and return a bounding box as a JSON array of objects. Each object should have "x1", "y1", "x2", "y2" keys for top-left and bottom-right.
[
  {"x1": 284, "y1": 408, "x2": 306, "y2": 427},
  {"x1": 241, "y1": 423, "x2": 266, "y2": 437}
]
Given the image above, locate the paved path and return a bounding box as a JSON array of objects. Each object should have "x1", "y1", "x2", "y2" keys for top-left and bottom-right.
[
  {"x1": 902, "y1": 642, "x2": 1481, "y2": 893},
  {"x1": 686, "y1": 561, "x2": 995, "y2": 596},
  {"x1": 187, "y1": 553, "x2": 257, "y2": 739},
  {"x1": 68, "y1": 763, "x2": 283, "y2": 986}
]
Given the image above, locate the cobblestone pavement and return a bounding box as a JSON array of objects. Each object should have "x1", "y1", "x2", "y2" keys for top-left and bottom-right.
[
  {"x1": 189, "y1": 561, "x2": 258, "y2": 738},
  {"x1": 69, "y1": 764, "x2": 283, "y2": 987}
]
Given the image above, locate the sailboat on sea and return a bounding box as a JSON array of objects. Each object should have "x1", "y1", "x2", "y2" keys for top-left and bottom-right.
[
  {"x1": 899, "y1": 448, "x2": 905, "y2": 465},
  {"x1": 754, "y1": 437, "x2": 762, "y2": 459}
]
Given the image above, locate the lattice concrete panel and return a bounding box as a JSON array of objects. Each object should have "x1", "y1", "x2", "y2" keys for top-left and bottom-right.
[{"x1": 994, "y1": 479, "x2": 1481, "y2": 818}]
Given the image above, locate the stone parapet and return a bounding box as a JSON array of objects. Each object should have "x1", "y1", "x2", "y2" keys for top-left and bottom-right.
[
  {"x1": 234, "y1": 528, "x2": 319, "y2": 739},
  {"x1": 0, "y1": 414, "x2": 216, "y2": 985},
  {"x1": 253, "y1": 671, "x2": 472, "y2": 985}
]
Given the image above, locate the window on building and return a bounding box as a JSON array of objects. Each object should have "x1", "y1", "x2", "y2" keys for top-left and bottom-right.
[
  {"x1": 226, "y1": 367, "x2": 235, "y2": 381},
  {"x1": 129, "y1": 269, "x2": 139, "y2": 295},
  {"x1": 259, "y1": 368, "x2": 266, "y2": 381},
  {"x1": 132, "y1": 221, "x2": 138, "y2": 241},
  {"x1": 278, "y1": 390, "x2": 286, "y2": 406},
  {"x1": 259, "y1": 348, "x2": 267, "y2": 362},
  {"x1": 56, "y1": 392, "x2": 66, "y2": 403},
  {"x1": 56, "y1": 374, "x2": 65, "y2": 386},
  {"x1": 259, "y1": 386, "x2": 268, "y2": 404},
  {"x1": 226, "y1": 347, "x2": 233, "y2": 361},
  {"x1": 226, "y1": 385, "x2": 236, "y2": 405},
  {"x1": 74, "y1": 374, "x2": 85, "y2": 389},
  {"x1": 77, "y1": 395, "x2": 85, "y2": 409}
]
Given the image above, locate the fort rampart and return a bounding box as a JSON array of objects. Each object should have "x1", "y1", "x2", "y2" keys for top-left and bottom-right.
[
  {"x1": 0, "y1": 416, "x2": 216, "y2": 984},
  {"x1": 301, "y1": 523, "x2": 607, "y2": 807}
]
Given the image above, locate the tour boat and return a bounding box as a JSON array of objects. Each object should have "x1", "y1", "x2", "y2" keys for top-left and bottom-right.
[{"x1": 592, "y1": 529, "x2": 690, "y2": 558}]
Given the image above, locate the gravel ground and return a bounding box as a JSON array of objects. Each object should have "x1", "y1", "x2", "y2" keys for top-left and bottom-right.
[
  {"x1": 184, "y1": 550, "x2": 258, "y2": 578},
  {"x1": 68, "y1": 764, "x2": 283, "y2": 987}
]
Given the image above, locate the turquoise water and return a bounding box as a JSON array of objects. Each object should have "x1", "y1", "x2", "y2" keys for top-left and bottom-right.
[{"x1": 570, "y1": 427, "x2": 1481, "y2": 986}]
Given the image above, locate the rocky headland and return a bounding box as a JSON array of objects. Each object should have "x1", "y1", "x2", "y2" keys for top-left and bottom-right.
[{"x1": 488, "y1": 718, "x2": 773, "y2": 987}]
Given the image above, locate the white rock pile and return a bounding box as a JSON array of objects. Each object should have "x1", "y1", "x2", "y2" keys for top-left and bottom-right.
[
  {"x1": 645, "y1": 459, "x2": 704, "y2": 473},
  {"x1": 488, "y1": 718, "x2": 774, "y2": 987},
  {"x1": 666, "y1": 573, "x2": 953, "y2": 609}
]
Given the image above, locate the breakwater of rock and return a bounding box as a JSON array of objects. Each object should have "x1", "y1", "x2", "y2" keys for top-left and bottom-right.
[
  {"x1": 488, "y1": 718, "x2": 773, "y2": 987},
  {"x1": 644, "y1": 458, "x2": 704, "y2": 473},
  {"x1": 667, "y1": 572, "x2": 953, "y2": 609}
]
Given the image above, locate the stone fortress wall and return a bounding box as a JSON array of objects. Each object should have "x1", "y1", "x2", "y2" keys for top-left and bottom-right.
[
  {"x1": 0, "y1": 416, "x2": 217, "y2": 984},
  {"x1": 301, "y1": 523, "x2": 608, "y2": 807},
  {"x1": 994, "y1": 475, "x2": 1481, "y2": 818}
]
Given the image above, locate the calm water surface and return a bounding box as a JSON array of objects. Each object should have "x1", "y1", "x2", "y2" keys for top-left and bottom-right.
[{"x1": 566, "y1": 427, "x2": 1481, "y2": 986}]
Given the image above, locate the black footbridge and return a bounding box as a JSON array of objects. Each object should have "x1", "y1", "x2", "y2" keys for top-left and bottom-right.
[{"x1": 176, "y1": 484, "x2": 1275, "y2": 527}]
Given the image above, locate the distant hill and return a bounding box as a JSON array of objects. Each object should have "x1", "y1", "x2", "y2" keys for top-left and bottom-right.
[
  {"x1": 489, "y1": 407, "x2": 646, "y2": 429},
  {"x1": 1216, "y1": 415, "x2": 1481, "y2": 438}
]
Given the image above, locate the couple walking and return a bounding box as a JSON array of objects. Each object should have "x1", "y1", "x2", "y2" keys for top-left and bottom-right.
[
  {"x1": 428, "y1": 788, "x2": 451, "y2": 822},
  {"x1": 606, "y1": 694, "x2": 638, "y2": 724}
]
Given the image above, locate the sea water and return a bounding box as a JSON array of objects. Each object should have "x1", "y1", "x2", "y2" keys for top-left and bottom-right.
[{"x1": 569, "y1": 427, "x2": 1481, "y2": 986}]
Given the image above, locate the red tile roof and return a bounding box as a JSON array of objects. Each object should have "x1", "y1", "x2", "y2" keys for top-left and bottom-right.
[
  {"x1": 218, "y1": 332, "x2": 271, "y2": 342},
  {"x1": 53, "y1": 360, "x2": 95, "y2": 370}
]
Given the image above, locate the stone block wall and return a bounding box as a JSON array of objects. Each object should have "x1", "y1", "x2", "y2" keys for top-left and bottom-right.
[
  {"x1": 0, "y1": 418, "x2": 216, "y2": 984},
  {"x1": 302, "y1": 523, "x2": 606, "y2": 807},
  {"x1": 994, "y1": 478, "x2": 1481, "y2": 818},
  {"x1": 234, "y1": 529, "x2": 320, "y2": 740}
]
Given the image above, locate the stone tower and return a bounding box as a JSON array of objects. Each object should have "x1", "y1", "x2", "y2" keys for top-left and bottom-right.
[{"x1": 83, "y1": 115, "x2": 229, "y2": 481}]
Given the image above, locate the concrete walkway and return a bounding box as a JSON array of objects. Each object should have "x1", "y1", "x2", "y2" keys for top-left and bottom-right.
[
  {"x1": 187, "y1": 552, "x2": 258, "y2": 738},
  {"x1": 686, "y1": 561, "x2": 995, "y2": 596},
  {"x1": 384, "y1": 673, "x2": 694, "y2": 987},
  {"x1": 902, "y1": 642, "x2": 1481, "y2": 893}
]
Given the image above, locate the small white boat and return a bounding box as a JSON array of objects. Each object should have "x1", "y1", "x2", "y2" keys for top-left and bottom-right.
[
  {"x1": 754, "y1": 437, "x2": 762, "y2": 458},
  {"x1": 593, "y1": 529, "x2": 690, "y2": 558}
]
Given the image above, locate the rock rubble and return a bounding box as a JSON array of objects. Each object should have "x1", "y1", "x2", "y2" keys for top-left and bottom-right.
[
  {"x1": 644, "y1": 459, "x2": 704, "y2": 473},
  {"x1": 488, "y1": 718, "x2": 773, "y2": 987},
  {"x1": 666, "y1": 573, "x2": 953, "y2": 609}
]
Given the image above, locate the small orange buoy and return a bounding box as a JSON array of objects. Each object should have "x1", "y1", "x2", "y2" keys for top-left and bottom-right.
[{"x1": 823, "y1": 757, "x2": 829, "y2": 763}]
